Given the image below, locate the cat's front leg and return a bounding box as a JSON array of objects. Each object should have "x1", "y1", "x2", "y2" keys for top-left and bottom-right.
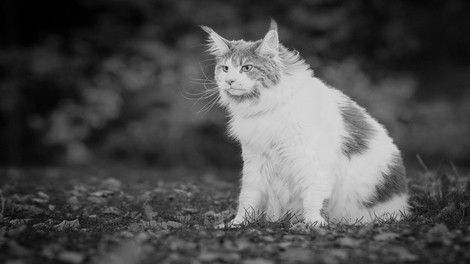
[
  {"x1": 231, "y1": 174, "x2": 264, "y2": 226},
  {"x1": 302, "y1": 187, "x2": 331, "y2": 226},
  {"x1": 298, "y1": 158, "x2": 335, "y2": 226},
  {"x1": 230, "y1": 151, "x2": 266, "y2": 227}
]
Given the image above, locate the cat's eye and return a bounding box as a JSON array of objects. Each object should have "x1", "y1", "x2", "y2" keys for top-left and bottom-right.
[
  {"x1": 221, "y1": 65, "x2": 229, "y2": 72},
  {"x1": 241, "y1": 65, "x2": 253, "y2": 72}
]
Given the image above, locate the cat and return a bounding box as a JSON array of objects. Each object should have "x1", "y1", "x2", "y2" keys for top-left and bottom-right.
[{"x1": 201, "y1": 20, "x2": 409, "y2": 226}]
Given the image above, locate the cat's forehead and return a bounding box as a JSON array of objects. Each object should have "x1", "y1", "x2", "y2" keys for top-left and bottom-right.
[{"x1": 221, "y1": 40, "x2": 262, "y2": 66}]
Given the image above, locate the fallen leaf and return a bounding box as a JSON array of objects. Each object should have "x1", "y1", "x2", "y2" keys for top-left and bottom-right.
[
  {"x1": 203, "y1": 211, "x2": 224, "y2": 226},
  {"x1": 280, "y1": 248, "x2": 313, "y2": 262},
  {"x1": 7, "y1": 225, "x2": 27, "y2": 237},
  {"x1": 37, "y1": 191, "x2": 50, "y2": 200},
  {"x1": 374, "y1": 232, "x2": 400, "y2": 241},
  {"x1": 290, "y1": 222, "x2": 310, "y2": 234},
  {"x1": 198, "y1": 252, "x2": 219, "y2": 262},
  {"x1": 103, "y1": 207, "x2": 122, "y2": 216},
  {"x1": 143, "y1": 205, "x2": 157, "y2": 220},
  {"x1": 41, "y1": 243, "x2": 62, "y2": 259},
  {"x1": 9, "y1": 219, "x2": 31, "y2": 226},
  {"x1": 325, "y1": 249, "x2": 348, "y2": 260},
  {"x1": 32, "y1": 198, "x2": 48, "y2": 204},
  {"x1": 87, "y1": 196, "x2": 107, "y2": 204},
  {"x1": 67, "y1": 196, "x2": 79, "y2": 206},
  {"x1": 5, "y1": 260, "x2": 27, "y2": 264},
  {"x1": 320, "y1": 249, "x2": 349, "y2": 264},
  {"x1": 336, "y1": 237, "x2": 360, "y2": 247},
  {"x1": 427, "y1": 223, "x2": 449, "y2": 237},
  {"x1": 278, "y1": 241, "x2": 292, "y2": 249},
  {"x1": 90, "y1": 190, "x2": 114, "y2": 197},
  {"x1": 243, "y1": 258, "x2": 274, "y2": 264},
  {"x1": 176, "y1": 215, "x2": 191, "y2": 223},
  {"x1": 54, "y1": 219, "x2": 80, "y2": 231},
  {"x1": 389, "y1": 246, "x2": 419, "y2": 262},
  {"x1": 57, "y1": 251, "x2": 85, "y2": 264},
  {"x1": 166, "y1": 221, "x2": 183, "y2": 229},
  {"x1": 182, "y1": 208, "x2": 198, "y2": 213},
  {"x1": 7, "y1": 241, "x2": 31, "y2": 257},
  {"x1": 96, "y1": 240, "x2": 143, "y2": 264},
  {"x1": 16, "y1": 204, "x2": 43, "y2": 217}
]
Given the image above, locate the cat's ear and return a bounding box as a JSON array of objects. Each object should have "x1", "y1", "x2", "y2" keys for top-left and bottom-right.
[
  {"x1": 200, "y1": 26, "x2": 231, "y2": 56},
  {"x1": 256, "y1": 19, "x2": 279, "y2": 58}
]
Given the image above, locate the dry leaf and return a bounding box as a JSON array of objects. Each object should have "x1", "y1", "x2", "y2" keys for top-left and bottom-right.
[
  {"x1": 90, "y1": 190, "x2": 114, "y2": 197},
  {"x1": 243, "y1": 258, "x2": 274, "y2": 264},
  {"x1": 336, "y1": 237, "x2": 360, "y2": 247},
  {"x1": 182, "y1": 208, "x2": 198, "y2": 213},
  {"x1": 427, "y1": 223, "x2": 449, "y2": 237},
  {"x1": 203, "y1": 211, "x2": 224, "y2": 226},
  {"x1": 57, "y1": 251, "x2": 85, "y2": 264},
  {"x1": 280, "y1": 248, "x2": 313, "y2": 262},
  {"x1": 374, "y1": 232, "x2": 400, "y2": 241},
  {"x1": 166, "y1": 221, "x2": 182, "y2": 229},
  {"x1": 54, "y1": 219, "x2": 80, "y2": 231},
  {"x1": 389, "y1": 246, "x2": 419, "y2": 262},
  {"x1": 289, "y1": 222, "x2": 310, "y2": 234},
  {"x1": 103, "y1": 207, "x2": 122, "y2": 216},
  {"x1": 7, "y1": 241, "x2": 31, "y2": 257},
  {"x1": 143, "y1": 205, "x2": 157, "y2": 220}
]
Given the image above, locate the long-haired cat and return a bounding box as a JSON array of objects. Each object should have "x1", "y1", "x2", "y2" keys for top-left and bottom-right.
[{"x1": 201, "y1": 20, "x2": 409, "y2": 226}]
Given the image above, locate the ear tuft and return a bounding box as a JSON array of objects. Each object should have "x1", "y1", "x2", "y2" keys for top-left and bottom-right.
[
  {"x1": 269, "y1": 18, "x2": 278, "y2": 32},
  {"x1": 200, "y1": 25, "x2": 230, "y2": 56},
  {"x1": 256, "y1": 23, "x2": 279, "y2": 58}
]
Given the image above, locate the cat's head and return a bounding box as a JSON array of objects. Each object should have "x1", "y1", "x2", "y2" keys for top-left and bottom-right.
[{"x1": 201, "y1": 20, "x2": 301, "y2": 108}]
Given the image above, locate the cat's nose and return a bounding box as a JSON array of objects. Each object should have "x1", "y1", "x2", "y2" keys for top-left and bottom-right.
[{"x1": 226, "y1": 79, "x2": 235, "y2": 85}]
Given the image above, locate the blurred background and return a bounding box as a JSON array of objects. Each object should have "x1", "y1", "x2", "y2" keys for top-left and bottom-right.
[{"x1": 1, "y1": 0, "x2": 469, "y2": 171}]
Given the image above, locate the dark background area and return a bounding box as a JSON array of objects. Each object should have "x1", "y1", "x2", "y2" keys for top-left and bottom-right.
[{"x1": 1, "y1": 0, "x2": 469, "y2": 169}]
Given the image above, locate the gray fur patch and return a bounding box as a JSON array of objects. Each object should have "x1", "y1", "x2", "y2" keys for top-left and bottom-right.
[
  {"x1": 363, "y1": 153, "x2": 408, "y2": 208},
  {"x1": 340, "y1": 99, "x2": 377, "y2": 158},
  {"x1": 320, "y1": 198, "x2": 329, "y2": 220}
]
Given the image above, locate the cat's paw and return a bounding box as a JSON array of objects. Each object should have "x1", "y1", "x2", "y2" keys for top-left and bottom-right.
[{"x1": 304, "y1": 213, "x2": 328, "y2": 227}]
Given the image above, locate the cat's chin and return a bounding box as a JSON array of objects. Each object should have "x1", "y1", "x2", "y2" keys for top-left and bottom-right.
[
  {"x1": 225, "y1": 88, "x2": 248, "y2": 96},
  {"x1": 225, "y1": 88, "x2": 250, "y2": 97}
]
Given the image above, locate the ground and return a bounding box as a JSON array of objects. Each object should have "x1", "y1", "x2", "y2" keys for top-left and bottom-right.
[{"x1": 0, "y1": 164, "x2": 469, "y2": 264}]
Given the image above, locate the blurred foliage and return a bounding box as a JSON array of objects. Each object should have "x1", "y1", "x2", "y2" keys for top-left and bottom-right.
[{"x1": 0, "y1": 0, "x2": 469, "y2": 167}]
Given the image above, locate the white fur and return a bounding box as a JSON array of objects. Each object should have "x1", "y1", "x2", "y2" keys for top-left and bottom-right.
[{"x1": 217, "y1": 61, "x2": 409, "y2": 225}]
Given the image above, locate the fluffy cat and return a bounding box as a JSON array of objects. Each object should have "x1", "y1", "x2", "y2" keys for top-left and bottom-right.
[{"x1": 201, "y1": 20, "x2": 409, "y2": 226}]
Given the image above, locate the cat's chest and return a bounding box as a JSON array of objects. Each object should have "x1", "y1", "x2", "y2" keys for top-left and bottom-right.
[{"x1": 229, "y1": 112, "x2": 298, "y2": 151}]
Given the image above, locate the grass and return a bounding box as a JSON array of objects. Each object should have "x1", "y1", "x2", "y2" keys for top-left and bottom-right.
[{"x1": 0, "y1": 163, "x2": 469, "y2": 264}]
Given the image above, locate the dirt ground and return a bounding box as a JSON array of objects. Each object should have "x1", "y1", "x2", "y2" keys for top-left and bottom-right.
[{"x1": 0, "y1": 164, "x2": 469, "y2": 264}]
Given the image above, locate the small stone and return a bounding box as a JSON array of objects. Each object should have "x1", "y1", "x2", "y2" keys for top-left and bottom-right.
[{"x1": 101, "y1": 178, "x2": 122, "y2": 191}]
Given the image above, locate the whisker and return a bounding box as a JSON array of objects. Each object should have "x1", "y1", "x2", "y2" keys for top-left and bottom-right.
[{"x1": 197, "y1": 93, "x2": 221, "y2": 115}]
